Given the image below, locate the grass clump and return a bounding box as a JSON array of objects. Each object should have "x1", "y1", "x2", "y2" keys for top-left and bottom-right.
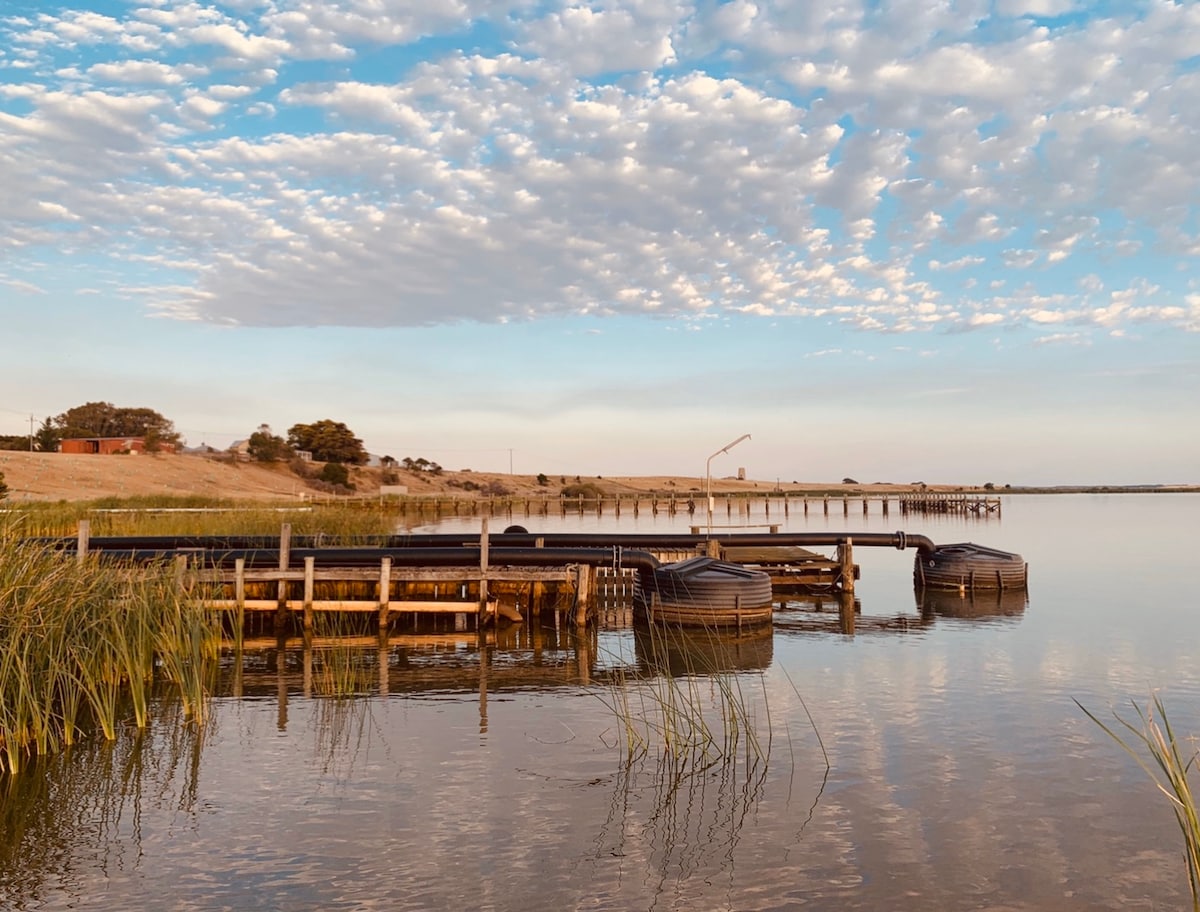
[
  {"x1": 1078, "y1": 693, "x2": 1200, "y2": 910},
  {"x1": 0, "y1": 526, "x2": 221, "y2": 775}
]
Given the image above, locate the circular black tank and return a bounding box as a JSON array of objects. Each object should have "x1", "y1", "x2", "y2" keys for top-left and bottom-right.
[
  {"x1": 634, "y1": 556, "x2": 774, "y2": 626},
  {"x1": 914, "y1": 542, "x2": 1027, "y2": 591}
]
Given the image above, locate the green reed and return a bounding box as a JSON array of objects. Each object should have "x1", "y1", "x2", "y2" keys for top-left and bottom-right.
[
  {"x1": 1, "y1": 497, "x2": 401, "y2": 540},
  {"x1": 1078, "y1": 693, "x2": 1200, "y2": 911},
  {"x1": 595, "y1": 622, "x2": 774, "y2": 772},
  {"x1": 0, "y1": 527, "x2": 221, "y2": 775}
]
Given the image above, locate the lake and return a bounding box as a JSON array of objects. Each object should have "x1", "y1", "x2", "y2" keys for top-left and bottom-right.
[{"x1": 2, "y1": 494, "x2": 1197, "y2": 911}]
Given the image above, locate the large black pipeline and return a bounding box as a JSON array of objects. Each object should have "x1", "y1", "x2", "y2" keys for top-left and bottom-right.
[
  {"x1": 54, "y1": 530, "x2": 935, "y2": 555},
  {"x1": 90, "y1": 546, "x2": 665, "y2": 574}
]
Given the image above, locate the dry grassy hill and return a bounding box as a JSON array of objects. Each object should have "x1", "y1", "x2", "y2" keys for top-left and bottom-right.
[{"x1": 0, "y1": 450, "x2": 945, "y2": 503}]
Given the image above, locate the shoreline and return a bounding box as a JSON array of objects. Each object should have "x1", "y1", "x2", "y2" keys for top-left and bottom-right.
[{"x1": 0, "y1": 450, "x2": 1195, "y2": 503}]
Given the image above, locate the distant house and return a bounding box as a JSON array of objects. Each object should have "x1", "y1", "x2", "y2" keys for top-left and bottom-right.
[{"x1": 60, "y1": 437, "x2": 176, "y2": 455}]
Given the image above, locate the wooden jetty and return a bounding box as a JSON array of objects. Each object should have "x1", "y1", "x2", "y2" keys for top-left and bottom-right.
[
  {"x1": 60, "y1": 521, "x2": 1027, "y2": 635},
  {"x1": 353, "y1": 490, "x2": 1001, "y2": 521}
]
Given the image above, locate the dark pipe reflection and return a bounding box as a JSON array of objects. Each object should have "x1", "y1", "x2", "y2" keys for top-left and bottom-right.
[
  {"x1": 918, "y1": 586, "x2": 1028, "y2": 621},
  {"x1": 633, "y1": 624, "x2": 773, "y2": 676}
]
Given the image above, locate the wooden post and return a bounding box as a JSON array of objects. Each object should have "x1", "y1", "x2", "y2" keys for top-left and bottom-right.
[
  {"x1": 839, "y1": 589, "x2": 856, "y2": 636},
  {"x1": 276, "y1": 523, "x2": 292, "y2": 632},
  {"x1": 303, "y1": 556, "x2": 314, "y2": 633},
  {"x1": 575, "y1": 564, "x2": 592, "y2": 626},
  {"x1": 378, "y1": 557, "x2": 392, "y2": 629},
  {"x1": 234, "y1": 557, "x2": 246, "y2": 650},
  {"x1": 839, "y1": 537, "x2": 855, "y2": 595},
  {"x1": 478, "y1": 518, "x2": 490, "y2": 622},
  {"x1": 76, "y1": 519, "x2": 90, "y2": 565}
]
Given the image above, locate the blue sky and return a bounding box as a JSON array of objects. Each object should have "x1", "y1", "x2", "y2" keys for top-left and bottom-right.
[{"x1": 1, "y1": 0, "x2": 1197, "y2": 485}]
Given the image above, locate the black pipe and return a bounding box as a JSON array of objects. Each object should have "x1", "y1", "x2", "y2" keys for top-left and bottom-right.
[
  {"x1": 55, "y1": 530, "x2": 935, "y2": 555},
  {"x1": 91, "y1": 546, "x2": 665, "y2": 573}
]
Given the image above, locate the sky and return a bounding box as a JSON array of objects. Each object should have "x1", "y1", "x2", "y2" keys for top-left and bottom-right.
[{"x1": 0, "y1": 0, "x2": 1197, "y2": 486}]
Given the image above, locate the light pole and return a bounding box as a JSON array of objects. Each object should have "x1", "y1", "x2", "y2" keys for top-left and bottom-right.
[{"x1": 706, "y1": 433, "x2": 751, "y2": 536}]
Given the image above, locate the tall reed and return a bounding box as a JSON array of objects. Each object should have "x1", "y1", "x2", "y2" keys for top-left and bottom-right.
[
  {"x1": 3, "y1": 497, "x2": 400, "y2": 540},
  {"x1": 1077, "y1": 694, "x2": 1200, "y2": 911},
  {"x1": 0, "y1": 526, "x2": 221, "y2": 775}
]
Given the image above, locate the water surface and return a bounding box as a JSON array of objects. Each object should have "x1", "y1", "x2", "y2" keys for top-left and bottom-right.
[{"x1": 2, "y1": 494, "x2": 1197, "y2": 911}]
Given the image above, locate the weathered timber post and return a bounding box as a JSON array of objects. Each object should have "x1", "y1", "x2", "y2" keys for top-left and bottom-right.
[
  {"x1": 276, "y1": 523, "x2": 292, "y2": 633},
  {"x1": 838, "y1": 537, "x2": 855, "y2": 595},
  {"x1": 378, "y1": 557, "x2": 392, "y2": 629},
  {"x1": 76, "y1": 519, "x2": 90, "y2": 565},
  {"x1": 478, "y1": 518, "x2": 490, "y2": 624},
  {"x1": 234, "y1": 558, "x2": 246, "y2": 651},
  {"x1": 839, "y1": 589, "x2": 856, "y2": 636},
  {"x1": 705, "y1": 538, "x2": 721, "y2": 559},
  {"x1": 302, "y1": 556, "x2": 315, "y2": 633},
  {"x1": 575, "y1": 564, "x2": 592, "y2": 626}
]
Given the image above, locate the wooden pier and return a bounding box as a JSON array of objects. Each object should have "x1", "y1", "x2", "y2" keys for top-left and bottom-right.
[{"x1": 71, "y1": 520, "x2": 875, "y2": 633}]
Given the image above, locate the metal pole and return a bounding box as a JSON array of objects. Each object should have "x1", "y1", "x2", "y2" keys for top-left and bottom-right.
[{"x1": 705, "y1": 433, "x2": 751, "y2": 537}]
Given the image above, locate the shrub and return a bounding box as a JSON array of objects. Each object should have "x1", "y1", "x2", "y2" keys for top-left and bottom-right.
[
  {"x1": 318, "y1": 462, "x2": 353, "y2": 489},
  {"x1": 561, "y1": 482, "x2": 604, "y2": 498}
]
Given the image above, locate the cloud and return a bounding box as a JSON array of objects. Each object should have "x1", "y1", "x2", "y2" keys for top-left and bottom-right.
[{"x1": 0, "y1": 0, "x2": 1196, "y2": 340}]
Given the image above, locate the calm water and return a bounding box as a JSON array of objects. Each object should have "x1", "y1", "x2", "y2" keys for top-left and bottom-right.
[{"x1": 3, "y1": 494, "x2": 1198, "y2": 911}]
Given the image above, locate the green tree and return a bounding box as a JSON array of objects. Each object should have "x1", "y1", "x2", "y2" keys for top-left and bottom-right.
[
  {"x1": 0, "y1": 470, "x2": 7, "y2": 499},
  {"x1": 247, "y1": 424, "x2": 292, "y2": 462},
  {"x1": 54, "y1": 401, "x2": 181, "y2": 448},
  {"x1": 287, "y1": 420, "x2": 368, "y2": 465},
  {"x1": 34, "y1": 417, "x2": 59, "y2": 453},
  {"x1": 0, "y1": 436, "x2": 27, "y2": 451},
  {"x1": 318, "y1": 462, "x2": 353, "y2": 489}
]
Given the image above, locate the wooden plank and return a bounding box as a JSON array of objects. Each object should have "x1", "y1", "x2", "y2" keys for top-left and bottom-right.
[
  {"x1": 722, "y1": 545, "x2": 827, "y2": 563},
  {"x1": 200, "y1": 598, "x2": 495, "y2": 614}
]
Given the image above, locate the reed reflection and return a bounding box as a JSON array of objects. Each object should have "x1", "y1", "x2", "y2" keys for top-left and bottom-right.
[{"x1": 0, "y1": 697, "x2": 209, "y2": 909}]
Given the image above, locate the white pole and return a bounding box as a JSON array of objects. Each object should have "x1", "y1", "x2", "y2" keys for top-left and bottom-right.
[{"x1": 705, "y1": 434, "x2": 751, "y2": 537}]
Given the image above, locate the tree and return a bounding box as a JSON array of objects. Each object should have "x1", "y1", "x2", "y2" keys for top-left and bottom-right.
[
  {"x1": 0, "y1": 436, "x2": 27, "y2": 451},
  {"x1": 318, "y1": 462, "x2": 353, "y2": 489},
  {"x1": 247, "y1": 424, "x2": 292, "y2": 462},
  {"x1": 287, "y1": 420, "x2": 368, "y2": 465},
  {"x1": 54, "y1": 401, "x2": 180, "y2": 449},
  {"x1": 0, "y1": 470, "x2": 7, "y2": 500},
  {"x1": 34, "y1": 417, "x2": 59, "y2": 453}
]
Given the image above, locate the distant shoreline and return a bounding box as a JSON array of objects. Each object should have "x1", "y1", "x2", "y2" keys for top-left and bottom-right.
[{"x1": 0, "y1": 450, "x2": 1195, "y2": 503}]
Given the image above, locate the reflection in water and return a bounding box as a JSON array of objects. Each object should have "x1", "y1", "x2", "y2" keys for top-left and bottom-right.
[
  {"x1": 918, "y1": 585, "x2": 1029, "y2": 620},
  {"x1": 0, "y1": 698, "x2": 209, "y2": 910},
  {"x1": 633, "y1": 623, "x2": 774, "y2": 676},
  {"x1": 4, "y1": 496, "x2": 1198, "y2": 910}
]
